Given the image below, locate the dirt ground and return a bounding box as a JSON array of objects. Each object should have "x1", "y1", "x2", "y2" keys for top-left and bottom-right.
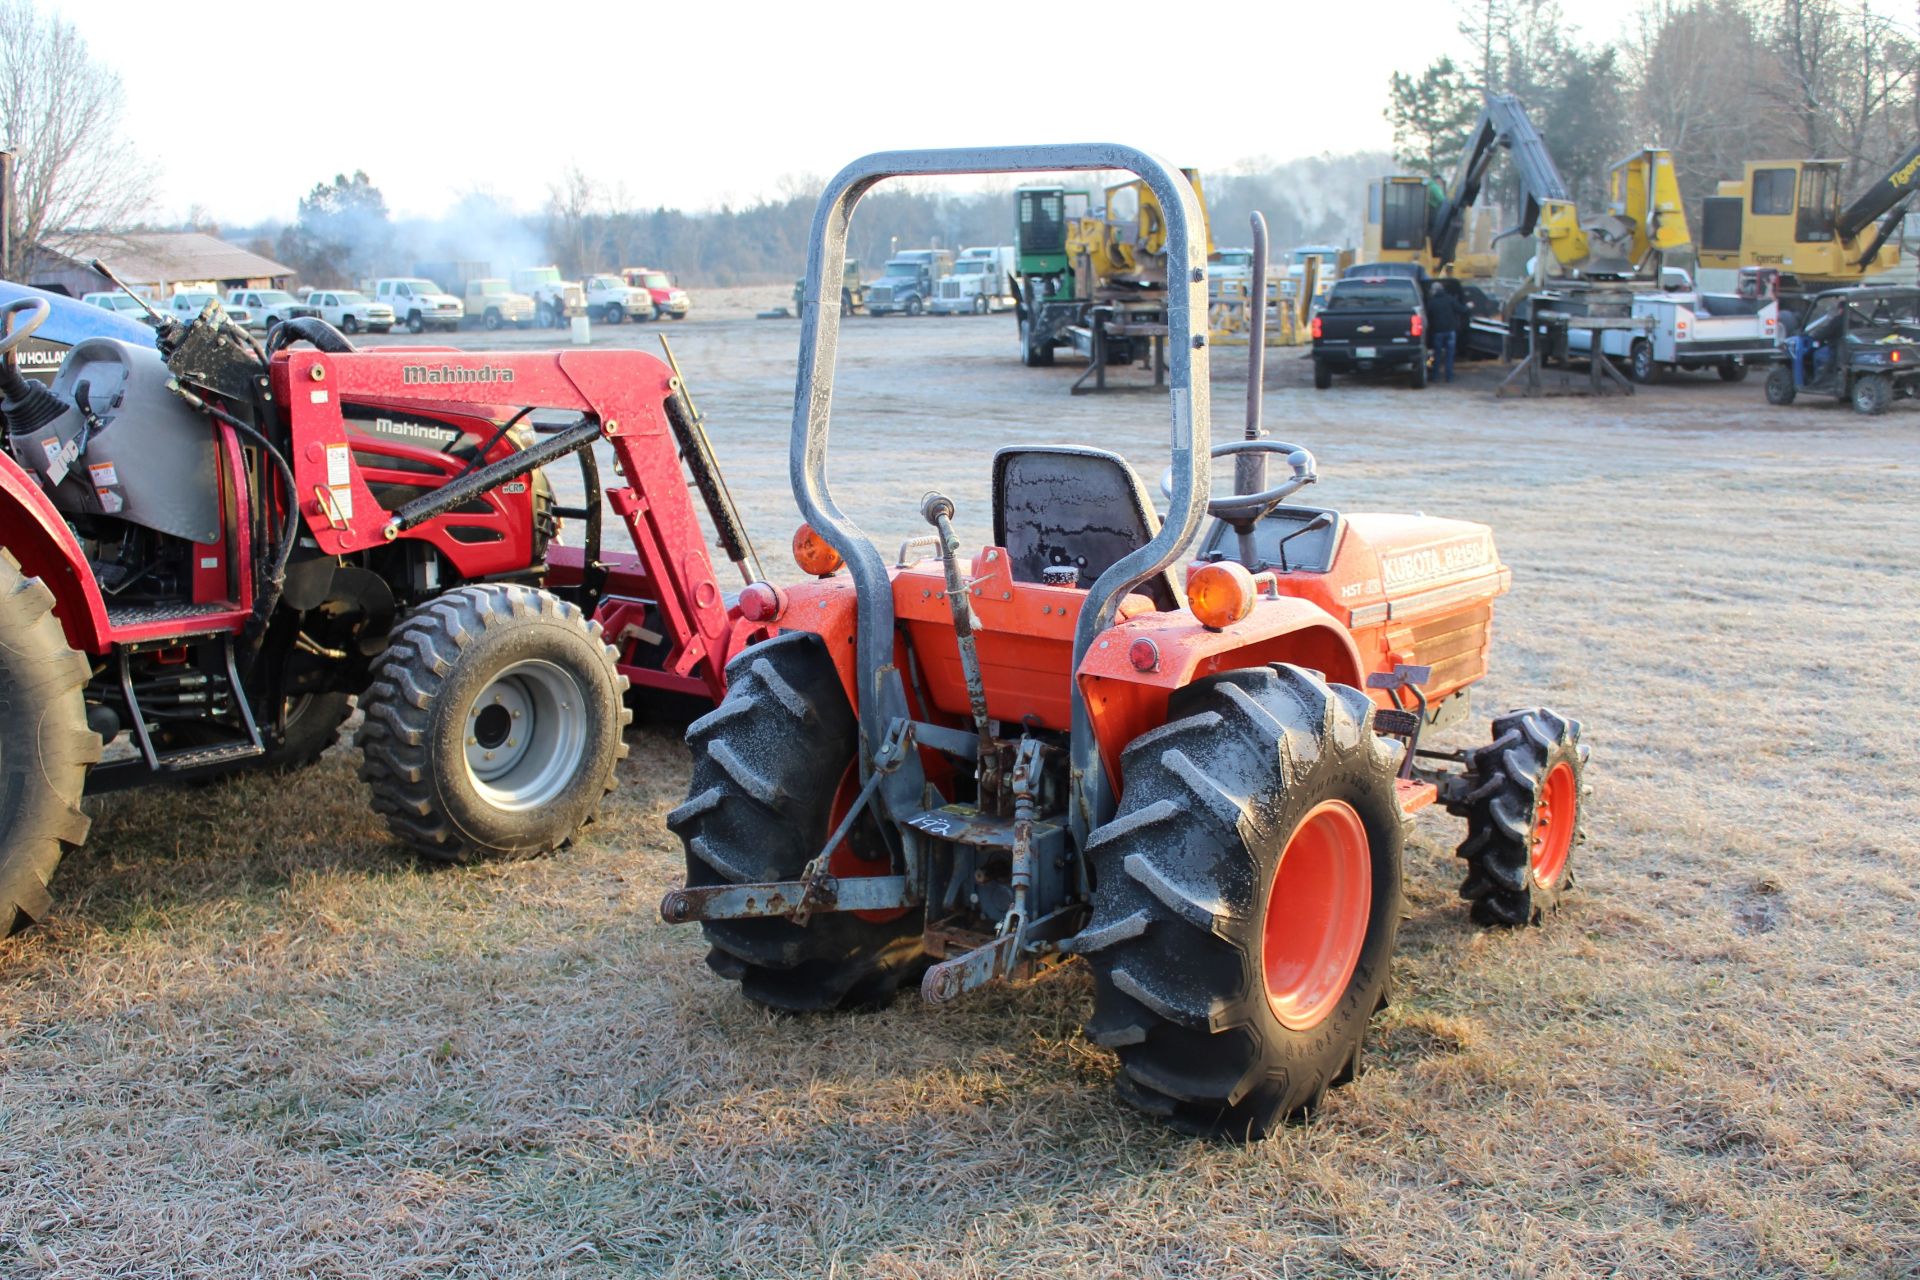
[{"x1": 3, "y1": 287, "x2": 1917, "y2": 1278}]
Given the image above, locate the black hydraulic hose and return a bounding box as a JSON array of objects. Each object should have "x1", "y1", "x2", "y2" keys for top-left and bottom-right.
[
  {"x1": 264, "y1": 316, "x2": 356, "y2": 358},
  {"x1": 168, "y1": 382, "x2": 299, "y2": 659},
  {"x1": 388, "y1": 419, "x2": 600, "y2": 533},
  {"x1": 451, "y1": 405, "x2": 536, "y2": 483}
]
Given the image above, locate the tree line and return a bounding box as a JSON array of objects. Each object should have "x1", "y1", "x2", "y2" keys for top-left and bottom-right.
[
  {"x1": 8, "y1": 0, "x2": 1918, "y2": 290},
  {"x1": 248, "y1": 155, "x2": 1393, "y2": 291},
  {"x1": 1388, "y1": 0, "x2": 1920, "y2": 219}
]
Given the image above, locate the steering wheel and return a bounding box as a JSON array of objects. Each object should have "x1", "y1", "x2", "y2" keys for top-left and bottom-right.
[
  {"x1": 1164, "y1": 439, "x2": 1319, "y2": 526},
  {"x1": 0, "y1": 295, "x2": 51, "y2": 356}
]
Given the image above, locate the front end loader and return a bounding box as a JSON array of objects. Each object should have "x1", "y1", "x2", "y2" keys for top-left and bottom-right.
[
  {"x1": 0, "y1": 286, "x2": 765, "y2": 937},
  {"x1": 663, "y1": 144, "x2": 1590, "y2": 1139}
]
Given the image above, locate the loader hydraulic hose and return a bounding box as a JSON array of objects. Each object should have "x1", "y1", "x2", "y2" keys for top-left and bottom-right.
[
  {"x1": 386, "y1": 418, "x2": 600, "y2": 534},
  {"x1": 264, "y1": 317, "x2": 356, "y2": 357},
  {"x1": 168, "y1": 381, "x2": 300, "y2": 662}
]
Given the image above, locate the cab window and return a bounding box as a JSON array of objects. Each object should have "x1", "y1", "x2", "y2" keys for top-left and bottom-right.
[
  {"x1": 1752, "y1": 168, "x2": 1796, "y2": 217},
  {"x1": 1796, "y1": 166, "x2": 1838, "y2": 243}
]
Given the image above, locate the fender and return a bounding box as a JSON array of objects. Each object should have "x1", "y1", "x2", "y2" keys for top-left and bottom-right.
[
  {"x1": 772, "y1": 568, "x2": 1365, "y2": 794},
  {"x1": 1078, "y1": 596, "x2": 1366, "y2": 789},
  {"x1": 0, "y1": 451, "x2": 111, "y2": 653}
]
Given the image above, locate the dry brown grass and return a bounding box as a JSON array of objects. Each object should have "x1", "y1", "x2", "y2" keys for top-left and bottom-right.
[{"x1": 3, "y1": 302, "x2": 1917, "y2": 1278}]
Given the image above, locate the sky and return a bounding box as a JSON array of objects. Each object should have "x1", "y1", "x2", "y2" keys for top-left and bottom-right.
[{"x1": 47, "y1": 0, "x2": 1544, "y2": 226}]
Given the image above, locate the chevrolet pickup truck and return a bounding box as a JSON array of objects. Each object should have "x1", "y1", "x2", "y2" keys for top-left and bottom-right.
[{"x1": 1311, "y1": 276, "x2": 1427, "y2": 389}]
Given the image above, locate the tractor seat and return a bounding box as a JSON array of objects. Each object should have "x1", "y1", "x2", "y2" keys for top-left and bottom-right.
[{"x1": 991, "y1": 446, "x2": 1180, "y2": 612}]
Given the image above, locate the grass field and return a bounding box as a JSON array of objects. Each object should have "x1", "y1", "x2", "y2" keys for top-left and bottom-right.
[{"x1": 2, "y1": 299, "x2": 1917, "y2": 1278}]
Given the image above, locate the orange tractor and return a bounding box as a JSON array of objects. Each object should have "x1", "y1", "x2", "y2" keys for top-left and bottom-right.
[{"x1": 661, "y1": 145, "x2": 1589, "y2": 1139}]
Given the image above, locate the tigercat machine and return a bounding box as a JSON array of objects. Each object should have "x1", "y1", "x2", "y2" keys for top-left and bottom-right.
[{"x1": 1698, "y1": 149, "x2": 1918, "y2": 293}]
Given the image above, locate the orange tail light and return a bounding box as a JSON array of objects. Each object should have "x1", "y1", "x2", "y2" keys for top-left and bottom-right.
[
  {"x1": 792, "y1": 523, "x2": 844, "y2": 577},
  {"x1": 1187, "y1": 561, "x2": 1256, "y2": 630}
]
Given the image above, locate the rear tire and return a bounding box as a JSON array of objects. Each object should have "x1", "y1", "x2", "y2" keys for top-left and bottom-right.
[
  {"x1": 1313, "y1": 359, "x2": 1333, "y2": 390},
  {"x1": 1765, "y1": 365, "x2": 1797, "y2": 405},
  {"x1": 1718, "y1": 360, "x2": 1748, "y2": 382},
  {"x1": 0, "y1": 548, "x2": 100, "y2": 935},
  {"x1": 667, "y1": 632, "x2": 927, "y2": 1011},
  {"x1": 1628, "y1": 339, "x2": 1657, "y2": 384},
  {"x1": 1079, "y1": 664, "x2": 1403, "y2": 1140},
  {"x1": 1409, "y1": 354, "x2": 1428, "y2": 389},
  {"x1": 1852, "y1": 372, "x2": 1891, "y2": 415},
  {"x1": 357, "y1": 585, "x2": 630, "y2": 864},
  {"x1": 1452, "y1": 708, "x2": 1588, "y2": 926}
]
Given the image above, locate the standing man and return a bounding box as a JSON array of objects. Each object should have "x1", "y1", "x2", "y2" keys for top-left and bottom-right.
[{"x1": 1426, "y1": 280, "x2": 1462, "y2": 384}]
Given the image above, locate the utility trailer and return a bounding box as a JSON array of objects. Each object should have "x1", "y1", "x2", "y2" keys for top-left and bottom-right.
[{"x1": 1561, "y1": 289, "x2": 1780, "y2": 382}]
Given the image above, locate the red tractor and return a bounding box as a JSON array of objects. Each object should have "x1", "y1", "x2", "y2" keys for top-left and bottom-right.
[
  {"x1": 662, "y1": 146, "x2": 1590, "y2": 1139},
  {"x1": 0, "y1": 289, "x2": 762, "y2": 936}
]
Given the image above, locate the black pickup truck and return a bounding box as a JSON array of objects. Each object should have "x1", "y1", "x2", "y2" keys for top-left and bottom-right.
[{"x1": 1312, "y1": 276, "x2": 1428, "y2": 389}]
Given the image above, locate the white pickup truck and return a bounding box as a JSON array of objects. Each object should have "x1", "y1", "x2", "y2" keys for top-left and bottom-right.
[
  {"x1": 371, "y1": 277, "x2": 464, "y2": 333},
  {"x1": 582, "y1": 273, "x2": 656, "y2": 324},
  {"x1": 930, "y1": 246, "x2": 1017, "y2": 315},
  {"x1": 303, "y1": 288, "x2": 395, "y2": 335},
  {"x1": 225, "y1": 288, "x2": 308, "y2": 332}
]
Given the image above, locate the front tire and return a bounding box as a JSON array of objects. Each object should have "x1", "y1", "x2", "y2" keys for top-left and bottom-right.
[
  {"x1": 407, "y1": 311, "x2": 424, "y2": 335},
  {"x1": 341, "y1": 314, "x2": 360, "y2": 335},
  {"x1": 668, "y1": 632, "x2": 926, "y2": 1011},
  {"x1": 1765, "y1": 365, "x2": 1797, "y2": 405},
  {"x1": 0, "y1": 549, "x2": 100, "y2": 935},
  {"x1": 484, "y1": 309, "x2": 503, "y2": 331},
  {"x1": 536, "y1": 303, "x2": 555, "y2": 328},
  {"x1": 1852, "y1": 372, "x2": 1891, "y2": 415},
  {"x1": 1079, "y1": 664, "x2": 1403, "y2": 1139},
  {"x1": 606, "y1": 304, "x2": 625, "y2": 325},
  {"x1": 906, "y1": 297, "x2": 923, "y2": 317},
  {"x1": 1453, "y1": 708, "x2": 1588, "y2": 926},
  {"x1": 357, "y1": 585, "x2": 630, "y2": 864}
]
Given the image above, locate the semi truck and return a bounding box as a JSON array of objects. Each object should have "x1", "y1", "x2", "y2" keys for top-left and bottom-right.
[
  {"x1": 865, "y1": 249, "x2": 952, "y2": 316},
  {"x1": 929, "y1": 245, "x2": 1016, "y2": 315}
]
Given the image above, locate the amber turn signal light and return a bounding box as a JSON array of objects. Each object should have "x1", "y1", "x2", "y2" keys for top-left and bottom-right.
[
  {"x1": 792, "y1": 523, "x2": 843, "y2": 577},
  {"x1": 1186, "y1": 561, "x2": 1256, "y2": 630},
  {"x1": 738, "y1": 581, "x2": 787, "y2": 623}
]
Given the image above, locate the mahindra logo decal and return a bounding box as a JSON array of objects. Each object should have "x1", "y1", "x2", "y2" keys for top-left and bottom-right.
[{"x1": 401, "y1": 363, "x2": 516, "y2": 385}]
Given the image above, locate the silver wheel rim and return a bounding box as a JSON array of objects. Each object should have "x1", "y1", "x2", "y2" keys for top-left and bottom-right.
[{"x1": 463, "y1": 659, "x2": 589, "y2": 810}]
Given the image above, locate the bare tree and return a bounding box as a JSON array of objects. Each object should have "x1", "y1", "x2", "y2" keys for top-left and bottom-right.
[
  {"x1": 1765, "y1": 0, "x2": 1918, "y2": 189},
  {"x1": 1626, "y1": 1, "x2": 1785, "y2": 210},
  {"x1": 0, "y1": 1, "x2": 153, "y2": 278},
  {"x1": 544, "y1": 166, "x2": 600, "y2": 276}
]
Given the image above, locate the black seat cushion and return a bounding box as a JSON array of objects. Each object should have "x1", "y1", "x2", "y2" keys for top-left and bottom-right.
[{"x1": 991, "y1": 446, "x2": 1179, "y2": 612}]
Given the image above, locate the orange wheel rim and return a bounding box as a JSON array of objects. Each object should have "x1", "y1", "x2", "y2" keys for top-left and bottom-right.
[
  {"x1": 825, "y1": 766, "x2": 907, "y2": 924},
  {"x1": 1529, "y1": 761, "x2": 1577, "y2": 889},
  {"x1": 1262, "y1": 799, "x2": 1372, "y2": 1032}
]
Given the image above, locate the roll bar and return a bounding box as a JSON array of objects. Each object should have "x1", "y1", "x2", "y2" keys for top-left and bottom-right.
[{"x1": 790, "y1": 144, "x2": 1211, "y2": 835}]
